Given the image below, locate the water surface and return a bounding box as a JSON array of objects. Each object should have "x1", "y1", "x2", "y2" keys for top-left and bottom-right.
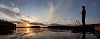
[{"x1": 0, "y1": 28, "x2": 97, "y2": 39}]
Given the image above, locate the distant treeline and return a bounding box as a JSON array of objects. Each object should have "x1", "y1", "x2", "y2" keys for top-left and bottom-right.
[{"x1": 0, "y1": 19, "x2": 16, "y2": 30}]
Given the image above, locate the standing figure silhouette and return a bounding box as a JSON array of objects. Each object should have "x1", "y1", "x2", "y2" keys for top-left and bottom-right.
[
  {"x1": 81, "y1": 6, "x2": 86, "y2": 26},
  {"x1": 81, "y1": 6, "x2": 86, "y2": 39}
]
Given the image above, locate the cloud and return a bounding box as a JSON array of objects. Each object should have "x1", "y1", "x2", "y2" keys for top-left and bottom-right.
[
  {"x1": 0, "y1": 2, "x2": 40, "y2": 22},
  {"x1": 10, "y1": 2, "x2": 20, "y2": 13},
  {"x1": 12, "y1": 7, "x2": 20, "y2": 13},
  {"x1": 44, "y1": 0, "x2": 73, "y2": 24},
  {"x1": 0, "y1": 1, "x2": 75, "y2": 25},
  {"x1": 0, "y1": 2, "x2": 21, "y2": 21},
  {"x1": 45, "y1": 2, "x2": 54, "y2": 23},
  {"x1": 0, "y1": 4, "x2": 8, "y2": 9},
  {"x1": 0, "y1": 8, "x2": 20, "y2": 18},
  {"x1": 0, "y1": 3, "x2": 20, "y2": 14},
  {"x1": 0, "y1": 3, "x2": 20, "y2": 13},
  {"x1": 10, "y1": 2, "x2": 15, "y2": 7},
  {"x1": 20, "y1": 15, "x2": 41, "y2": 22}
]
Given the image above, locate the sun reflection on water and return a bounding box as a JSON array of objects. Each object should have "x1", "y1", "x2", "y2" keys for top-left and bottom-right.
[{"x1": 26, "y1": 28, "x2": 30, "y2": 33}]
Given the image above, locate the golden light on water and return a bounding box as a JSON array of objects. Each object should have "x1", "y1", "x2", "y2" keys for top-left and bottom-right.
[{"x1": 26, "y1": 28, "x2": 30, "y2": 33}]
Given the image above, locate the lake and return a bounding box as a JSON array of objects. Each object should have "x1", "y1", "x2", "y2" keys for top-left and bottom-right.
[{"x1": 0, "y1": 28, "x2": 97, "y2": 39}]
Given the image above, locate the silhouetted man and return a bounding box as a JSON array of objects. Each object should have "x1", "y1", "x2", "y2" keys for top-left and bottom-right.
[
  {"x1": 81, "y1": 6, "x2": 86, "y2": 26},
  {"x1": 81, "y1": 6, "x2": 86, "y2": 39}
]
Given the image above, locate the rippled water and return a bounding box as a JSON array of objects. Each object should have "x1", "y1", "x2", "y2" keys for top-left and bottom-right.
[{"x1": 0, "y1": 28, "x2": 97, "y2": 39}]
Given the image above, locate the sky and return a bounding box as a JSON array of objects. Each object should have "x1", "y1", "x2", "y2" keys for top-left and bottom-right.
[{"x1": 0, "y1": 0, "x2": 100, "y2": 25}]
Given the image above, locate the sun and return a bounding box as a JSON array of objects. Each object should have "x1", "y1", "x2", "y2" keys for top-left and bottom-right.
[
  {"x1": 27, "y1": 24, "x2": 30, "y2": 26},
  {"x1": 26, "y1": 23, "x2": 31, "y2": 27}
]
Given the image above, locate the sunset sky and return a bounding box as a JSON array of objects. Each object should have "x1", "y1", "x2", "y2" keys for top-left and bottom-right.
[{"x1": 0, "y1": 0, "x2": 100, "y2": 24}]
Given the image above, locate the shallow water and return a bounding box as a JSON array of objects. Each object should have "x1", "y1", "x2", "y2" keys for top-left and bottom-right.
[{"x1": 0, "y1": 28, "x2": 97, "y2": 39}]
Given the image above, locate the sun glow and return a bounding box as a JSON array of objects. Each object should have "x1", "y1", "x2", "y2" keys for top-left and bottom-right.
[
  {"x1": 26, "y1": 23, "x2": 31, "y2": 27},
  {"x1": 27, "y1": 24, "x2": 30, "y2": 26}
]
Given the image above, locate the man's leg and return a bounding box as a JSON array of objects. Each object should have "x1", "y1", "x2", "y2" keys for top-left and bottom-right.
[{"x1": 82, "y1": 16, "x2": 86, "y2": 39}]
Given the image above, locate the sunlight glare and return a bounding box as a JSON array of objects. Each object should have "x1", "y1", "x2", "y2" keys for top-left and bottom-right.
[
  {"x1": 27, "y1": 24, "x2": 30, "y2": 26},
  {"x1": 26, "y1": 23, "x2": 31, "y2": 27}
]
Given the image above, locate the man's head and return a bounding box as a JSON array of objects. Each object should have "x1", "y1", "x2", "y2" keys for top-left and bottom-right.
[{"x1": 82, "y1": 6, "x2": 85, "y2": 9}]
